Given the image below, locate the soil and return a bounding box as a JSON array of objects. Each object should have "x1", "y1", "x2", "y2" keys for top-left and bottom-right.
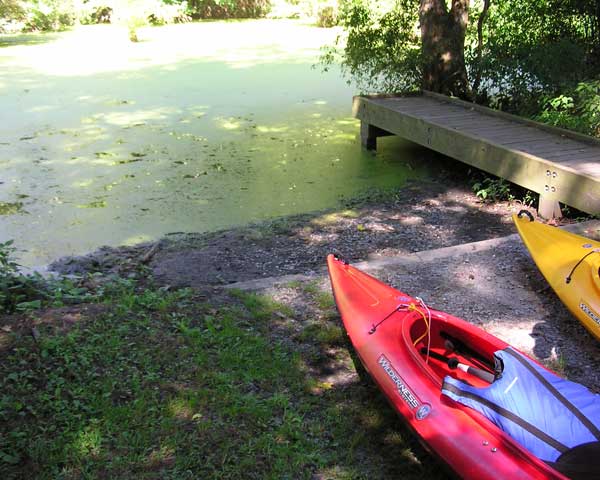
[
  {"x1": 248, "y1": 224, "x2": 600, "y2": 394},
  {"x1": 49, "y1": 167, "x2": 526, "y2": 288}
]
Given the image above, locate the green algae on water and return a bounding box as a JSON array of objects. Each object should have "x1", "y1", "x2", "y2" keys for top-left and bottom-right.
[{"x1": 0, "y1": 202, "x2": 25, "y2": 215}]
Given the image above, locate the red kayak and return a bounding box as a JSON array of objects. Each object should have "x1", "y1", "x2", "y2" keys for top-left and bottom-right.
[{"x1": 327, "y1": 254, "x2": 574, "y2": 480}]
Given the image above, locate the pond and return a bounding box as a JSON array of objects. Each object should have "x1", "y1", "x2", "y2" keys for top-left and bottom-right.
[{"x1": 0, "y1": 20, "x2": 430, "y2": 268}]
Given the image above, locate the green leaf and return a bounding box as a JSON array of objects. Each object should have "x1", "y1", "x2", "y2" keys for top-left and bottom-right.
[
  {"x1": 0, "y1": 450, "x2": 20, "y2": 464},
  {"x1": 16, "y1": 299, "x2": 42, "y2": 311}
]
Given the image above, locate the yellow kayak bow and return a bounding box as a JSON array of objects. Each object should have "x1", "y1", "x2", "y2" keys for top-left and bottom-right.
[{"x1": 514, "y1": 210, "x2": 600, "y2": 341}]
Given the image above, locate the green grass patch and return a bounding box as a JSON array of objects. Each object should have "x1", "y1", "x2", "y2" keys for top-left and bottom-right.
[
  {"x1": 298, "y1": 322, "x2": 344, "y2": 345},
  {"x1": 0, "y1": 280, "x2": 446, "y2": 479}
]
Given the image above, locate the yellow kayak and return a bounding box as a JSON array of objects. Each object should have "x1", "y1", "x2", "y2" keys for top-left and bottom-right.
[{"x1": 514, "y1": 210, "x2": 600, "y2": 341}]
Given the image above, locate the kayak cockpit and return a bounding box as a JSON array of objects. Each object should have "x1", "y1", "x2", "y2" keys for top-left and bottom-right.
[
  {"x1": 401, "y1": 307, "x2": 499, "y2": 388},
  {"x1": 402, "y1": 306, "x2": 600, "y2": 478}
]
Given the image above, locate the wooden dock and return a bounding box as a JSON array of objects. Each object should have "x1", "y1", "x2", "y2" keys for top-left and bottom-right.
[{"x1": 353, "y1": 91, "x2": 600, "y2": 218}]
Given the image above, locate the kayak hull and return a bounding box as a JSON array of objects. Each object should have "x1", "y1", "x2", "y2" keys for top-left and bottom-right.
[
  {"x1": 513, "y1": 213, "x2": 600, "y2": 341},
  {"x1": 327, "y1": 254, "x2": 567, "y2": 480}
]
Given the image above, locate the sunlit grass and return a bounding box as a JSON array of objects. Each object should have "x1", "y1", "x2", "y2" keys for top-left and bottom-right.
[{"x1": 0, "y1": 272, "x2": 448, "y2": 479}]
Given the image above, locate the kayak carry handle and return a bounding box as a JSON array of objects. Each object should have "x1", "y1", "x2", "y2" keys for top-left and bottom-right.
[
  {"x1": 332, "y1": 251, "x2": 349, "y2": 265},
  {"x1": 517, "y1": 209, "x2": 534, "y2": 222},
  {"x1": 421, "y1": 348, "x2": 496, "y2": 383}
]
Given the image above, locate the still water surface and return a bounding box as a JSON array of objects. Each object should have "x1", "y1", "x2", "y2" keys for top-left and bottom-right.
[{"x1": 0, "y1": 20, "x2": 427, "y2": 267}]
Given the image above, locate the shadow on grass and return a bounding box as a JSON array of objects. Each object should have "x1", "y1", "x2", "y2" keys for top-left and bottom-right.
[
  {"x1": 0, "y1": 279, "x2": 449, "y2": 479},
  {"x1": 227, "y1": 284, "x2": 451, "y2": 479},
  {"x1": 0, "y1": 32, "x2": 61, "y2": 48}
]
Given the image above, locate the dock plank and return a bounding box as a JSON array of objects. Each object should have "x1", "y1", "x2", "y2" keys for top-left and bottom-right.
[{"x1": 352, "y1": 92, "x2": 600, "y2": 215}]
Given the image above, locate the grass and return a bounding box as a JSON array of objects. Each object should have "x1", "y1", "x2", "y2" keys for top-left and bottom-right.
[{"x1": 0, "y1": 277, "x2": 447, "y2": 479}]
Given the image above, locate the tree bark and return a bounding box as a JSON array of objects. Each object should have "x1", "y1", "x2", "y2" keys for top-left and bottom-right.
[{"x1": 419, "y1": 0, "x2": 472, "y2": 100}]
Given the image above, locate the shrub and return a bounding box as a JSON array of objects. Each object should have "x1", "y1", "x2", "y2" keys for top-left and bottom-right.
[
  {"x1": 23, "y1": 0, "x2": 78, "y2": 32},
  {"x1": 320, "y1": 0, "x2": 421, "y2": 94},
  {"x1": 0, "y1": 0, "x2": 26, "y2": 32},
  {"x1": 77, "y1": 1, "x2": 114, "y2": 24},
  {"x1": 186, "y1": 0, "x2": 272, "y2": 19},
  {"x1": 147, "y1": 2, "x2": 191, "y2": 24},
  {"x1": 316, "y1": 4, "x2": 336, "y2": 27},
  {"x1": 0, "y1": 241, "x2": 94, "y2": 313},
  {"x1": 126, "y1": 15, "x2": 146, "y2": 41},
  {"x1": 471, "y1": 177, "x2": 513, "y2": 203},
  {"x1": 0, "y1": 240, "x2": 44, "y2": 313},
  {"x1": 534, "y1": 80, "x2": 600, "y2": 136},
  {"x1": 102, "y1": 1, "x2": 190, "y2": 26}
]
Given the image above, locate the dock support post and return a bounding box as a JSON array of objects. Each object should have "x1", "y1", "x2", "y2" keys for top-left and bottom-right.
[
  {"x1": 538, "y1": 195, "x2": 562, "y2": 220},
  {"x1": 360, "y1": 122, "x2": 393, "y2": 151}
]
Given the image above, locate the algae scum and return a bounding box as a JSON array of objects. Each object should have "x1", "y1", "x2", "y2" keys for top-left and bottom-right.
[{"x1": 0, "y1": 21, "x2": 428, "y2": 267}]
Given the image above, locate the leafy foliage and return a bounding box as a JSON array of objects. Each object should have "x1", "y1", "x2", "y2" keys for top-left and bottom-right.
[
  {"x1": 0, "y1": 0, "x2": 24, "y2": 17},
  {"x1": 471, "y1": 177, "x2": 514, "y2": 203},
  {"x1": 0, "y1": 0, "x2": 78, "y2": 32},
  {"x1": 321, "y1": 0, "x2": 421, "y2": 93},
  {"x1": 534, "y1": 80, "x2": 600, "y2": 136},
  {"x1": 184, "y1": 0, "x2": 272, "y2": 18},
  {"x1": 469, "y1": 171, "x2": 538, "y2": 206},
  {"x1": 470, "y1": 0, "x2": 598, "y2": 111},
  {"x1": 0, "y1": 0, "x2": 319, "y2": 31},
  {"x1": 0, "y1": 240, "x2": 43, "y2": 313},
  {"x1": 85, "y1": 0, "x2": 191, "y2": 26},
  {"x1": 316, "y1": 3, "x2": 337, "y2": 27},
  {"x1": 0, "y1": 0, "x2": 191, "y2": 32},
  {"x1": 25, "y1": 0, "x2": 78, "y2": 31},
  {"x1": 326, "y1": 0, "x2": 600, "y2": 119},
  {"x1": 0, "y1": 241, "x2": 93, "y2": 314}
]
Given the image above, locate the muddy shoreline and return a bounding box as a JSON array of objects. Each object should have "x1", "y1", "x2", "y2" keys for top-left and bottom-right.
[{"x1": 49, "y1": 169, "x2": 526, "y2": 288}]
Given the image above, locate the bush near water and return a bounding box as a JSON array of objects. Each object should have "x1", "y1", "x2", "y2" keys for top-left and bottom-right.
[{"x1": 0, "y1": 0, "x2": 343, "y2": 32}]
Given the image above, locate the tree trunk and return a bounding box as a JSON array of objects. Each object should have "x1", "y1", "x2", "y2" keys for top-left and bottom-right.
[{"x1": 419, "y1": 0, "x2": 472, "y2": 100}]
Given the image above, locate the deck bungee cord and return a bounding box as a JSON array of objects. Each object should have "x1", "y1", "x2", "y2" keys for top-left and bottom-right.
[
  {"x1": 422, "y1": 348, "x2": 496, "y2": 383},
  {"x1": 369, "y1": 299, "x2": 432, "y2": 364},
  {"x1": 565, "y1": 248, "x2": 600, "y2": 284},
  {"x1": 412, "y1": 297, "x2": 432, "y2": 364}
]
